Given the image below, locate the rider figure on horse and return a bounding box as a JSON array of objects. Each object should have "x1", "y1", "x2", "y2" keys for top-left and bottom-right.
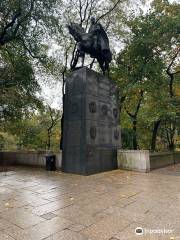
[{"x1": 88, "y1": 16, "x2": 111, "y2": 60}]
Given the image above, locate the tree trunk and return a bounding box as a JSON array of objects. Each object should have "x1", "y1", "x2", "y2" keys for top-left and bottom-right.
[
  {"x1": 166, "y1": 131, "x2": 174, "y2": 152},
  {"x1": 169, "y1": 74, "x2": 174, "y2": 98},
  {"x1": 47, "y1": 130, "x2": 51, "y2": 150},
  {"x1": 151, "y1": 120, "x2": 161, "y2": 152},
  {"x1": 169, "y1": 141, "x2": 175, "y2": 152},
  {"x1": 166, "y1": 123, "x2": 175, "y2": 152},
  {"x1": 133, "y1": 119, "x2": 138, "y2": 150},
  {"x1": 125, "y1": 90, "x2": 144, "y2": 150}
]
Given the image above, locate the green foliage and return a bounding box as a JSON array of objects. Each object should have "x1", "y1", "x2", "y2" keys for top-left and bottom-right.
[
  {"x1": 112, "y1": 0, "x2": 180, "y2": 151},
  {"x1": 0, "y1": 0, "x2": 62, "y2": 122},
  {"x1": 1, "y1": 107, "x2": 61, "y2": 151},
  {"x1": 121, "y1": 128, "x2": 134, "y2": 149}
]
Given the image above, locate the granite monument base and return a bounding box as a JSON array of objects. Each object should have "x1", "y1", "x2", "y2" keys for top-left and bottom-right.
[{"x1": 62, "y1": 67, "x2": 121, "y2": 175}]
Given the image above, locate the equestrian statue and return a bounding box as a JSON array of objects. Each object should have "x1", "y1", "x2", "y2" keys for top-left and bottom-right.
[{"x1": 67, "y1": 17, "x2": 112, "y2": 75}]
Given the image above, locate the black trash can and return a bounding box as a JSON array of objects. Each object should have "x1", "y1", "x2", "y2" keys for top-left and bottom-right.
[{"x1": 45, "y1": 155, "x2": 56, "y2": 171}]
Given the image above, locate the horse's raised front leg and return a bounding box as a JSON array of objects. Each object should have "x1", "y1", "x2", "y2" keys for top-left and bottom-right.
[{"x1": 71, "y1": 50, "x2": 79, "y2": 70}]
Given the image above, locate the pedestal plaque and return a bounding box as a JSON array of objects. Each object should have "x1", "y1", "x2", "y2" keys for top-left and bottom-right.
[{"x1": 62, "y1": 67, "x2": 121, "y2": 175}]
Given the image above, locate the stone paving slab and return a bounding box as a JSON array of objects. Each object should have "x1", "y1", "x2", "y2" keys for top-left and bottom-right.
[
  {"x1": 0, "y1": 164, "x2": 180, "y2": 239},
  {"x1": 44, "y1": 229, "x2": 88, "y2": 240}
]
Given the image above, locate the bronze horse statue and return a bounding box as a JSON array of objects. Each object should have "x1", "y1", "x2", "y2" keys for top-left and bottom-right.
[{"x1": 67, "y1": 22, "x2": 112, "y2": 74}]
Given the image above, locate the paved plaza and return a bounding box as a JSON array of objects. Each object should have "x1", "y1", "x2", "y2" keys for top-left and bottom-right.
[{"x1": 0, "y1": 164, "x2": 180, "y2": 240}]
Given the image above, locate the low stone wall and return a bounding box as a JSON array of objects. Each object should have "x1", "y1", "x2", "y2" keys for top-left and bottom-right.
[
  {"x1": 174, "y1": 151, "x2": 180, "y2": 164},
  {"x1": 117, "y1": 150, "x2": 150, "y2": 172},
  {"x1": 1, "y1": 150, "x2": 180, "y2": 173},
  {"x1": 118, "y1": 150, "x2": 180, "y2": 172},
  {"x1": 150, "y1": 152, "x2": 174, "y2": 170},
  {"x1": 0, "y1": 151, "x2": 62, "y2": 169}
]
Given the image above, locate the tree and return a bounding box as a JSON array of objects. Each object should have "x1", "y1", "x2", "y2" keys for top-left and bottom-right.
[
  {"x1": 0, "y1": 0, "x2": 62, "y2": 122},
  {"x1": 1, "y1": 106, "x2": 61, "y2": 151},
  {"x1": 112, "y1": 0, "x2": 180, "y2": 151},
  {"x1": 124, "y1": 90, "x2": 144, "y2": 149},
  {"x1": 42, "y1": 105, "x2": 61, "y2": 150}
]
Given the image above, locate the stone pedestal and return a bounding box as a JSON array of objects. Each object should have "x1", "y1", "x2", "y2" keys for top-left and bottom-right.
[{"x1": 62, "y1": 67, "x2": 121, "y2": 175}]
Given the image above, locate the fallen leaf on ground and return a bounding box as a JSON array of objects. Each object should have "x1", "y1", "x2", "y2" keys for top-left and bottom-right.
[{"x1": 121, "y1": 195, "x2": 126, "y2": 198}]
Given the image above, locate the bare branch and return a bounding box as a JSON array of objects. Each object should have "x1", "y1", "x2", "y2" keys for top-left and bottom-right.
[
  {"x1": 173, "y1": 70, "x2": 180, "y2": 75},
  {"x1": 96, "y1": 0, "x2": 122, "y2": 22},
  {"x1": 82, "y1": 0, "x2": 89, "y2": 23},
  {"x1": 85, "y1": 0, "x2": 96, "y2": 30},
  {"x1": 134, "y1": 90, "x2": 144, "y2": 117},
  {"x1": 124, "y1": 90, "x2": 144, "y2": 118},
  {"x1": 166, "y1": 48, "x2": 180, "y2": 75},
  {"x1": 124, "y1": 105, "x2": 134, "y2": 118},
  {"x1": 0, "y1": 0, "x2": 35, "y2": 46},
  {"x1": 166, "y1": 48, "x2": 180, "y2": 97},
  {"x1": 78, "y1": 0, "x2": 83, "y2": 25},
  {"x1": 20, "y1": 38, "x2": 46, "y2": 60},
  {"x1": 0, "y1": 12, "x2": 21, "y2": 45},
  {"x1": 47, "y1": 105, "x2": 60, "y2": 132}
]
